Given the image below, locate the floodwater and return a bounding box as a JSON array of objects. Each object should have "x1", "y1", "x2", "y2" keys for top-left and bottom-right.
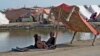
[{"x1": 0, "y1": 28, "x2": 99, "y2": 52}]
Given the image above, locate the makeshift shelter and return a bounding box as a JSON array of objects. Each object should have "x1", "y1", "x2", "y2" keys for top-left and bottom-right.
[
  {"x1": 35, "y1": 8, "x2": 51, "y2": 24},
  {"x1": 50, "y1": 3, "x2": 99, "y2": 46}
]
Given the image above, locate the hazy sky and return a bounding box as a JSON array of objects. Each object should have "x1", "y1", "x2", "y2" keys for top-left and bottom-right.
[{"x1": 0, "y1": 0, "x2": 99, "y2": 10}]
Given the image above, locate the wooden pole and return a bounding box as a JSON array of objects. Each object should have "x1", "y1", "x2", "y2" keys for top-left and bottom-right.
[
  {"x1": 55, "y1": 8, "x2": 62, "y2": 38},
  {"x1": 47, "y1": 8, "x2": 52, "y2": 19},
  {"x1": 66, "y1": 7, "x2": 75, "y2": 21},
  {"x1": 92, "y1": 35, "x2": 97, "y2": 46},
  {"x1": 70, "y1": 32, "x2": 77, "y2": 44}
]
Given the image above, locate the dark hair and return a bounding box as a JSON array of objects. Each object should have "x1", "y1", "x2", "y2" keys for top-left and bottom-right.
[
  {"x1": 34, "y1": 34, "x2": 38, "y2": 38},
  {"x1": 94, "y1": 12, "x2": 97, "y2": 15},
  {"x1": 34, "y1": 34, "x2": 39, "y2": 43},
  {"x1": 34, "y1": 34, "x2": 39, "y2": 48},
  {"x1": 50, "y1": 32, "x2": 54, "y2": 37}
]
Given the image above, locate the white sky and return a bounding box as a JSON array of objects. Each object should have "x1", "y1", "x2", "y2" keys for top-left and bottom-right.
[{"x1": 0, "y1": 0, "x2": 99, "y2": 10}]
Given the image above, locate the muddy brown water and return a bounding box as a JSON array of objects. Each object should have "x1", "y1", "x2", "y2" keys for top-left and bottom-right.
[{"x1": 0, "y1": 28, "x2": 98, "y2": 52}]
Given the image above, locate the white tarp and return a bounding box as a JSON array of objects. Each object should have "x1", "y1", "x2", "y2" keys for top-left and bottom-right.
[
  {"x1": 90, "y1": 5, "x2": 100, "y2": 15},
  {"x1": 78, "y1": 5, "x2": 100, "y2": 21},
  {"x1": 0, "y1": 12, "x2": 9, "y2": 25},
  {"x1": 78, "y1": 6, "x2": 92, "y2": 19}
]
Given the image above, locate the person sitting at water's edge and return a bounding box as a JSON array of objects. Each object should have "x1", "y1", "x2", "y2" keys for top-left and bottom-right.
[
  {"x1": 46, "y1": 32, "x2": 56, "y2": 49},
  {"x1": 26, "y1": 34, "x2": 40, "y2": 49},
  {"x1": 28, "y1": 34, "x2": 48, "y2": 49},
  {"x1": 25, "y1": 32, "x2": 56, "y2": 49},
  {"x1": 11, "y1": 34, "x2": 41, "y2": 52},
  {"x1": 35, "y1": 32, "x2": 56, "y2": 49},
  {"x1": 11, "y1": 32, "x2": 56, "y2": 52}
]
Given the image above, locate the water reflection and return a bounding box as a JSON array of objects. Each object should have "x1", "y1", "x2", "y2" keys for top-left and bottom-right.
[
  {"x1": 75, "y1": 32, "x2": 94, "y2": 41},
  {"x1": 0, "y1": 32, "x2": 9, "y2": 41},
  {"x1": 80, "y1": 33, "x2": 94, "y2": 40},
  {"x1": 0, "y1": 32, "x2": 10, "y2": 52}
]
